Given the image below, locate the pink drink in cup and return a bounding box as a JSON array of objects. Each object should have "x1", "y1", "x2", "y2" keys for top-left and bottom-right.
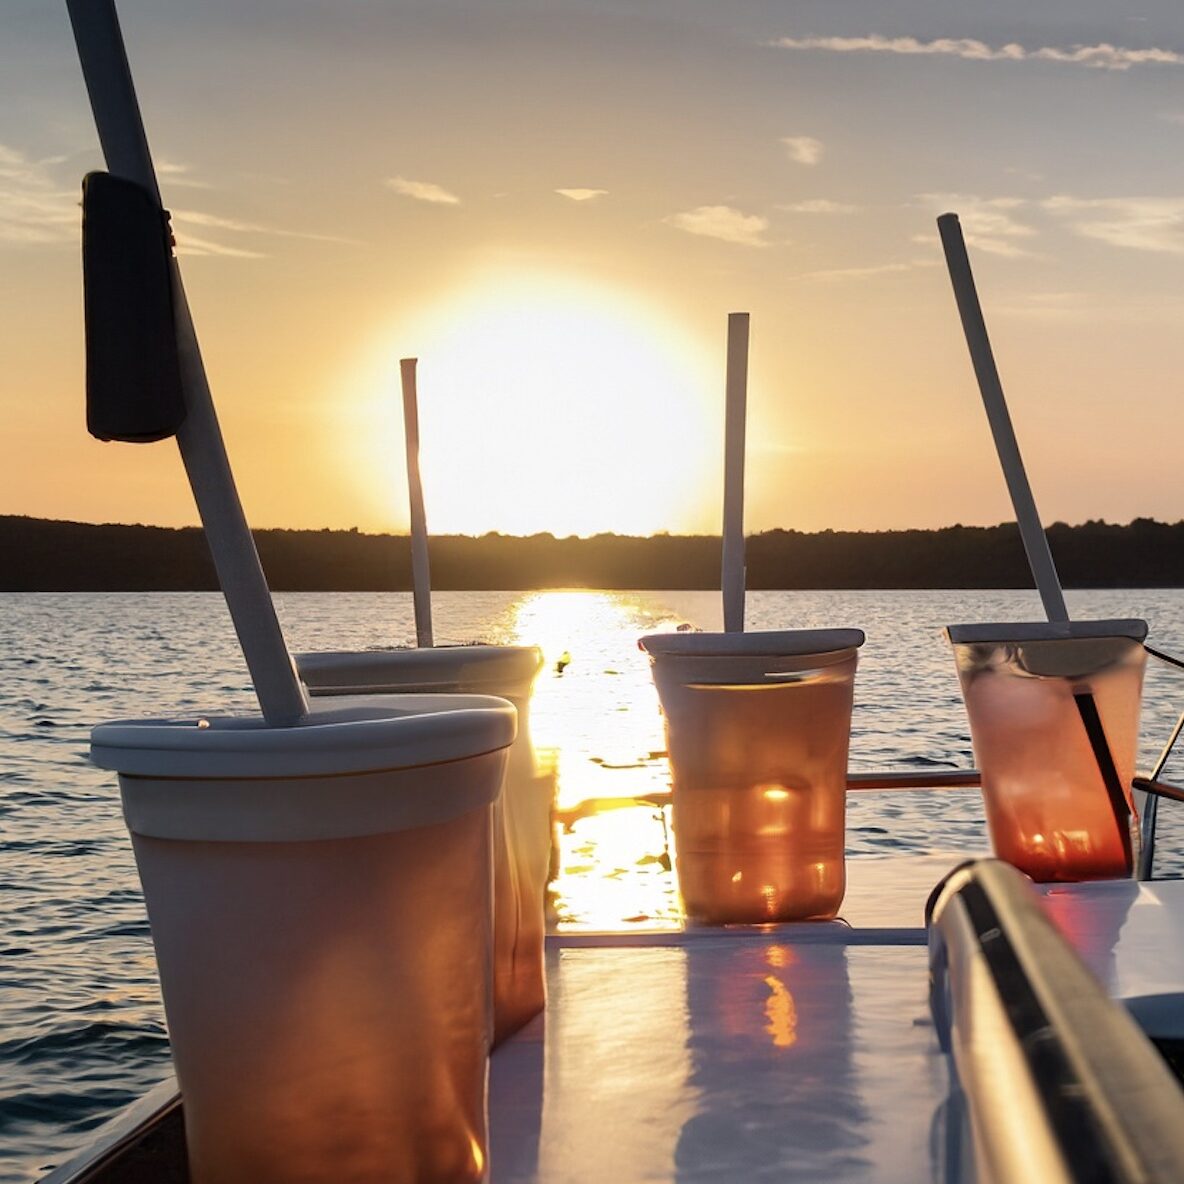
[{"x1": 947, "y1": 621, "x2": 1147, "y2": 882}]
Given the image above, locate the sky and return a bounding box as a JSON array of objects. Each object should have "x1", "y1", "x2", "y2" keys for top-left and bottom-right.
[{"x1": 3, "y1": 0, "x2": 1184, "y2": 536}]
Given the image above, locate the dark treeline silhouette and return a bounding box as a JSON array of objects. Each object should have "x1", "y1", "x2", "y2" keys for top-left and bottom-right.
[{"x1": 1, "y1": 515, "x2": 1182, "y2": 591}]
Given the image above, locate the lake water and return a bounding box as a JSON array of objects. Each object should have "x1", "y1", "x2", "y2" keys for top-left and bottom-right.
[{"x1": 4, "y1": 587, "x2": 1184, "y2": 1181}]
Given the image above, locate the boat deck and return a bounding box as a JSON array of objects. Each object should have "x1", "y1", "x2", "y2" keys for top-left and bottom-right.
[
  {"x1": 491, "y1": 853, "x2": 962, "y2": 1183},
  {"x1": 492, "y1": 944, "x2": 944, "y2": 1182},
  {"x1": 43, "y1": 853, "x2": 1184, "y2": 1183}
]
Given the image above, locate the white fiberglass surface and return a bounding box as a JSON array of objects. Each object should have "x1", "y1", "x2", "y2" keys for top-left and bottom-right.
[
  {"x1": 1039, "y1": 878, "x2": 1184, "y2": 1037},
  {"x1": 489, "y1": 937, "x2": 947, "y2": 1183}
]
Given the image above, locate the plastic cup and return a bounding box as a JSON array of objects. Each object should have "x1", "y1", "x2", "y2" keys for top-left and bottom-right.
[
  {"x1": 947, "y1": 620, "x2": 1148, "y2": 882},
  {"x1": 297, "y1": 646, "x2": 548, "y2": 1044},
  {"x1": 638, "y1": 629, "x2": 865, "y2": 924},
  {"x1": 91, "y1": 696, "x2": 515, "y2": 1184}
]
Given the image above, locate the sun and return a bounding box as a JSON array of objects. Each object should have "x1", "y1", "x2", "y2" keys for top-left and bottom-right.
[{"x1": 342, "y1": 271, "x2": 721, "y2": 537}]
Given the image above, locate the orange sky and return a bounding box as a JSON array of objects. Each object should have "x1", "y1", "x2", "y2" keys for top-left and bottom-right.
[{"x1": 3, "y1": 1, "x2": 1184, "y2": 535}]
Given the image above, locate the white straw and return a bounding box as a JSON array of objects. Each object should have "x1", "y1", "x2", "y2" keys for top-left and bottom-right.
[
  {"x1": 722, "y1": 312, "x2": 750, "y2": 633},
  {"x1": 67, "y1": 0, "x2": 308, "y2": 724},
  {"x1": 399, "y1": 358, "x2": 433, "y2": 647},
  {"x1": 938, "y1": 214, "x2": 1069, "y2": 624}
]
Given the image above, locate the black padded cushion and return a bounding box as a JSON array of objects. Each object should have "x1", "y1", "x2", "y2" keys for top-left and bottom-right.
[{"x1": 82, "y1": 171, "x2": 187, "y2": 443}]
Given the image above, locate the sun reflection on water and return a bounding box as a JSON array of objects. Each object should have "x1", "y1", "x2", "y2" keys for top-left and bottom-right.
[{"x1": 501, "y1": 589, "x2": 688, "y2": 930}]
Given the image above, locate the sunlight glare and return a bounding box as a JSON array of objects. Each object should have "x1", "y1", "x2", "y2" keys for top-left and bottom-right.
[{"x1": 345, "y1": 273, "x2": 719, "y2": 536}]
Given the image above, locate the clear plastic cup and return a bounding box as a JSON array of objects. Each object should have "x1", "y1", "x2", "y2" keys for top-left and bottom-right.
[
  {"x1": 297, "y1": 646, "x2": 547, "y2": 1044},
  {"x1": 947, "y1": 620, "x2": 1148, "y2": 882},
  {"x1": 639, "y1": 630, "x2": 865, "y2": 924},
  {"x1": 91, "y1": 697, "x2": 515, "y2": 1184}
]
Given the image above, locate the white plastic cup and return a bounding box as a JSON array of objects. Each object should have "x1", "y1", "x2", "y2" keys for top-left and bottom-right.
[
  {"x1": 91, "y1": 696, "x2": 515, "y2": 1184},
  {"x1": 297, "y1": 646, "x2": 548, "y2": 1044},
  {"x1": 947, "y1": 620, "x2": 1148, "y2": 882},
  {"x1": 639, "y1": 629, "x2": 865, "y2": 924}
]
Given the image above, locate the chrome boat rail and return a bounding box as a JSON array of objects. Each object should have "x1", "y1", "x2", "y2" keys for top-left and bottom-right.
[{"x1": 927, "y1": 859, "x2": 1184, "y2": 1184}]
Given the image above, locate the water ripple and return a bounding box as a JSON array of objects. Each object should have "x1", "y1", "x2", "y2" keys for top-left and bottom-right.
[{"x1": 3, "y1": 588, "x2": 1184, "y2": 1182}]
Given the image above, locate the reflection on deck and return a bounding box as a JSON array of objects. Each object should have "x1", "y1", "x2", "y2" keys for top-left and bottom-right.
[{"x1": 490, "y1": 930, "x2": 944, "y2": 1183}]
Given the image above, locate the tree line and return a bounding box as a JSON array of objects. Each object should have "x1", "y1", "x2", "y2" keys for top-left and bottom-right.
[{"x1": 1, "y1": 514, "x2": 1181, "y2": 591}]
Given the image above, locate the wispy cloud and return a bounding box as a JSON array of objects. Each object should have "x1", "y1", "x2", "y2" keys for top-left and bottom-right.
[
  {"x1": 793, "y1": 259, "x2": 935, "y2": 282},
  {"x1": 917, "y1": 193, "x2": 1036, "y2": 257},
  {"x1": 991, "y1": 291, "x2": 1092, "y2": 320},
  {"x1": 779, "y1": 198, "x2": 856, "y2": 214},
  {"x1": 156, "y1": 160, "x2": 212, "y2": 190},
  {"x1": 666, "y1": 205, "x2": 769, "y2": 247},
  {"x1": 0, "y1": 145, "x2": 338, "y2": 259},
  {"x1": 385, "y1": 177, "x2": 461, "y2": 205},
  {"x1": 0, "y1": 144, "x2": 77, "y2": 246},
  {"x1": 993, "y1": 289, "x2": 1184, "y2": 323},
  {"x1": 1042, "y1": 195, "x2": 1184, "y2": 254},
  {"x1": 782, "y1": 135, "x2": 823, "y2": 165},
  {"x1": 171, "y1": 208, "x2": 352, "y2": 245},
  {"x1": 556, "y1": 187, "x2": 607, "y2": 202},
  {"x1": 174, "y1": 234, "x2": 265, "y2": 260},
  {"x1": 773, "y1": 33, "x2": 1184, "y2": 72}
]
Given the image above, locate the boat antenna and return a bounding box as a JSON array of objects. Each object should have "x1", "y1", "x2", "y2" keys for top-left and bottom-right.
[
  {"x1": 400, "y1": 358, "x2": 433, "y2": 647},
  {"x1": 722, "y1": 312, "x2": 749, "y2": 633},
  {"x1": 66, "y1": 0, "x2": 308, "y2": 725},
  {"x1": 938, "y1": 212, "x2": 1132, "y2": 866}
]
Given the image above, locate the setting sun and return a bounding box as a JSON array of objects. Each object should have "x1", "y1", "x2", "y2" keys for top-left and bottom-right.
[{"x1": 341, "y1": 272, "x2": 721, "y2": 537}]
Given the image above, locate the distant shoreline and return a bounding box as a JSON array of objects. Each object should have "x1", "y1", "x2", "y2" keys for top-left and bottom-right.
[{"x1": 2, "y1": 514, "x2": 1183, "y2": 592}]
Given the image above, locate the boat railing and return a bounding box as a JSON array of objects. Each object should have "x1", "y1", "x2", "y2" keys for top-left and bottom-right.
[
  {"x1": 928, "y1": 858, "x2": 1184, "y2": 1184},
  {"x1": 554, "y1": 769, "x2": 982, "y2": 830},
  {"x1": 1136, "y1": 644, "x2": 1184, "y2": 878}
]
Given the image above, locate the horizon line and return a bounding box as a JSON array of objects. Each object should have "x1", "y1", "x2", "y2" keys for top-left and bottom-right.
[{"x1": 1, "y1": 512, "x2": 1179, "y2": 541}]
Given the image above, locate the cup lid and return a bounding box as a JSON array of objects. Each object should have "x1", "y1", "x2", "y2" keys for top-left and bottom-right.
[
  {"x1": 638, "y1": 628, "x2": 865, "y2": 658},
  {"x1": 91, "y1": 695, "x2": 516, "y2": 780},
  {"x1": 92, "y1": 697, "x2": 517, "y2": 842},
  {"x1": 296, "y1": 644, "x2": 543, "y2": 695},
  {"x1": 945, "y1": 620, "x2": 1148, "y2": 645}
]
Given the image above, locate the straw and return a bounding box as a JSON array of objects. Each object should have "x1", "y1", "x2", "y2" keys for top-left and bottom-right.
[
  {"x1": 722, "y1": 312, "x2": 750, "y2": 633},
  {"x1": 937, "y1": 214, "x2": 1068, "y2": 624},
  {"x1": 400, "y1": 358, "x2": 433, "y2": 647},
  {"x1": 939, "y1": 212, "x2": 1132, "y2": 866},
  {"x1": 67, "y1": 0, "x2": 308, "y2": 726}
]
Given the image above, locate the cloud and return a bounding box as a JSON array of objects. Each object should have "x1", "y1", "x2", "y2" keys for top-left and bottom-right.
[
  {"x1": 556, "y1": 187, "x2": 607, "y2": 202},
  {"x1": 175, "y1": 234, "x2": 265, "y2": 260},
  {"x1": 917, "y1": 193, "x2": 1036, "y2": 257},
  {"x1": 0, "y1": 144, "x2": 77, "y2": 246},
  {"x1": 772, "y1": 33, "x2": 1184, "y2": 72},
  {"x1": 1042, "y1": 195, "x2": 1184, "y2": 254},
  {"x1": 779, "y1": 198, "x2": 856, "y2": 214},
  {"x1": 990, "y1": 291, "x2": 1092, "y2": 320},
  {"x1": 665, "y1": 205, "x2": 770, "y2": 247},
  {"x1": 782, "y1": 135, "x2": 823, "y2": 165},
  {"x1": 793, "y1": 259, "x2": 936, "y2": 282},
  {"x1": 171, "y1": 208, "x2": 352, "y2": 245},
  {"x1": 155, "y1": 160, "x2": 212, "y2": 190},
  {"x1": 993, "y1": 290, "x2": 1184, "y2": 323},
  {"x1": 385, "y1": 177, "x2": 460, "y2": 205}
]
